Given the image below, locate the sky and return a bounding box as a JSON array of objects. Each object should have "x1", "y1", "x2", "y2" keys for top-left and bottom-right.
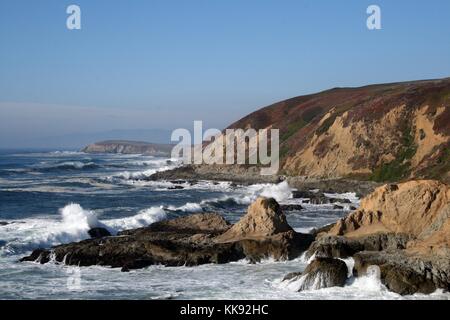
[{"x1": 1, "y1": 0, "x2": 449, "y2": 148}]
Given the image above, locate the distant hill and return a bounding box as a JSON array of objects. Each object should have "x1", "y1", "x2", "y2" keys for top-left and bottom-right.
[
  {"x1": 81, "y1": 140, "x2": 173, "y2": 156},
  {"x1": 226, "y1": 77, "x2": 450, "y2": 183}
]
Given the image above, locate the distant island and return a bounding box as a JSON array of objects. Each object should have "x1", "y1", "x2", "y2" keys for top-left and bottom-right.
[{"x1": 81, "y1": 140, "x2": 173, "y2": 156}]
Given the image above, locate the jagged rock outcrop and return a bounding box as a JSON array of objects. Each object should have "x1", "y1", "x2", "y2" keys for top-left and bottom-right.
[
  {"x1": 282, "y1": 257, "x2": 348, "y2": 291},
  {"x1": 82, "y1": 140, "x2": 173, "y2": 156},
  {"x1": 328, "y1": 180, "x2": 449, "y2": 247},
  {"x1": 21, "y1": 198, "x2": 314, "y2": 270},
  {"x1": 215, "y1": 198, "x2": 292, "y2": 242},
  {"x1": 305, "y1": 180, "x2": 450, "y2": 295},
  {"x1": 214, "y1": 198, "x2": 312, "y2": 262}
]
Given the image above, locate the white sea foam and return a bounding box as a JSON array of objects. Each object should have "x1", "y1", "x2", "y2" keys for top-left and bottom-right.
[
  {"x1": 106, "y1": 206, "x2": 166, "y2": 230},
  {"x1": 0, "y1": 204, "x2": 166, "y2": 255},
  {"x1": 167, "y1": 202, "x2": 203, "y2": 213},
  {"x1": 106, "y1": 158, "x2": 181, "y2": 182},
  {"x1": 247, "y1": 181, "x2": 293, "y2": 202}
]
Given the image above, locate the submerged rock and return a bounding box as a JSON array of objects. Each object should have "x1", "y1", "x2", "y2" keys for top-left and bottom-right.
[
  {"x1": 21, "y1": 198, "x2": 314, "y2": 270},
  {"x1": 283, "y1": 257, "x2": 348, "y2": 291}
]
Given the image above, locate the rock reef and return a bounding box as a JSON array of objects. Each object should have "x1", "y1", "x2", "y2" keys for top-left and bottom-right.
[
  {"x1": 21, "y1": 198, "x2": 314, "y2": 270},
  {"x1": 21, "y1": 180, "x2": 450, "y2": 296}
]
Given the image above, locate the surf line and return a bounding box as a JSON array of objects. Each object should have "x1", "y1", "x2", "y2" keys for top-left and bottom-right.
[{"x1": 179, "y1": 304, "x2": 215, "y2": 318}]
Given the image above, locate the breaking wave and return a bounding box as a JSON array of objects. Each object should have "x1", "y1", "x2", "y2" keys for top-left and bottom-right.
[
  {"x1": 37, "y1": 161, "x2": 100, "y2": 171},
  {"x1": 0, "y1": 203, "x2": 166, "y2": 255}
]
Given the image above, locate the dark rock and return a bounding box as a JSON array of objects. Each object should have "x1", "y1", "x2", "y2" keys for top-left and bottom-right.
[
  {"x1": 305, "y1": 233, "x2": 411, "y2": 259},
  {"x1": 168, "y1": 185, "x2": 184, "y2": 190},
  {"x1": 283, "y1": 257, "x2": 348, "y2": 291},
  {"x1": 291, "y1": 190, "x2": 327, "y2": 204},
  {"x1": 280, "y1": 204, "x2": 304, "y2": 211},
  {"x1": 170, "y1": 180, "x2": 186, "y2": 184},
  {"x1": 21, "y1": 199, "x2": 314, "y2": 270},
  {"x1": 238, "y1": 231, "x2": 314, "y2": 263},
  {"x1": 0, "y1": 221, "x2": 9, "y2": 226},
  {"x1": 292, "y1": 190, "x2": 317, "y2": 199},
  {"x1": 329, "y1": 198, "x2": 351, "y2": 204},
  {"x1": 333, "y1": 205, "x2": 344, "y2": 210},
  {"x1": 353, "y1": 251, "x2": 449, "y2": 295},
  {"x1": 88, "y1": 227, "x2": 111, "y2": 239},
  {"x1": 349, "y1": 206, "x2": 357, "y2": 211},
  {"x1": 20, "y1": 248, "x2": 50, "y2": 264}
]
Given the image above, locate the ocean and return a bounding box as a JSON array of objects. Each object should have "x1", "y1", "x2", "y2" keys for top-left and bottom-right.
[{"x1": 0, "y1": 150, "x2": 448, "y2": 300}]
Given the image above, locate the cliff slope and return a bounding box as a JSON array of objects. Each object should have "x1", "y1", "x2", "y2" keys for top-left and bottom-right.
[{"x1": 228, "y1": 78, "x2": 450, "y2": 182}]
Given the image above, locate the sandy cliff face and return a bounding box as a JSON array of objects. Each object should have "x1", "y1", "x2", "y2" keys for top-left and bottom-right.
[
  {"x1": 307, "y1": 179, "x2": 450, "y2": 294},
  {"x1": 227, "y1": 78, "x2": 450, "y2": 182},
  {"x1": 328, "y1": 180, "x2": 450, "y2": 255}
]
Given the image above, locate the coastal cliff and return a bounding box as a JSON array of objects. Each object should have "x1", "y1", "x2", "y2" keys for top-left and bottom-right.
[
  {"x1": 82, "y1": 140, "x2": 173, "y2": 156},
  {"x1": 231, "y1": 78, "x2": 450, "y2": 182},
  {"x1": 155, "y1": 78, "x2": 450, "y2": 185}
]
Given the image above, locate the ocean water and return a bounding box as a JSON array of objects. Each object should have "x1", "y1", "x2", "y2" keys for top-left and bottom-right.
[{"x1": 0, "y1": 150, "x2": 448, "y2": 300}]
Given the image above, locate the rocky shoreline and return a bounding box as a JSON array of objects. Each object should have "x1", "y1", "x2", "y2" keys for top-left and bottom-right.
[
  {"x1": 21, "y1": 179, "x2": 449, "y2": 296},
  {"x1": 21, "y1": 198, "x2": 314, "y2": 270},
  {"x1": 148, "y1": 164, "x2": 381, "y2": 197}
]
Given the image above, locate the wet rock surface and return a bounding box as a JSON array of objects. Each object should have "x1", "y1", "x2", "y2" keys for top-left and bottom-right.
[
  {"x1": 88, "y1": 227, "x2": 111, "y2": 239},
  {"x1": 353, "y1": 251, "x2": 449, "y2": 295},
  {"x1": 283, "y1": 257, "x2": 348, "y2": 291},
  {"x1": 21, "y1": 198, "x2": 314, "y2": 270},
  {"x1": 305, "y1": 180, "x2": 450, "y2": 295}
]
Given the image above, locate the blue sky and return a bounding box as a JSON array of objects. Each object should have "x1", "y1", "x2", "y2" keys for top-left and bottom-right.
[{"x1": 1, "y1": 0, "x2": 449, "y2": 148}]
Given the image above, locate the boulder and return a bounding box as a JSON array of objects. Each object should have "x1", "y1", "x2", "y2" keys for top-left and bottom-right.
[
  {"x1": 88, "y1": 227, "x2": 111, "y2": 239},
  {"x1": 282, "y1": 257, "x2": 348, "y2": 291},
  {"x1": 353, "y1": 251, "x2": 449, "y2": 295},
  {"x1": 291, "y1": 190, "x2": 329, "y2": 204}
]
